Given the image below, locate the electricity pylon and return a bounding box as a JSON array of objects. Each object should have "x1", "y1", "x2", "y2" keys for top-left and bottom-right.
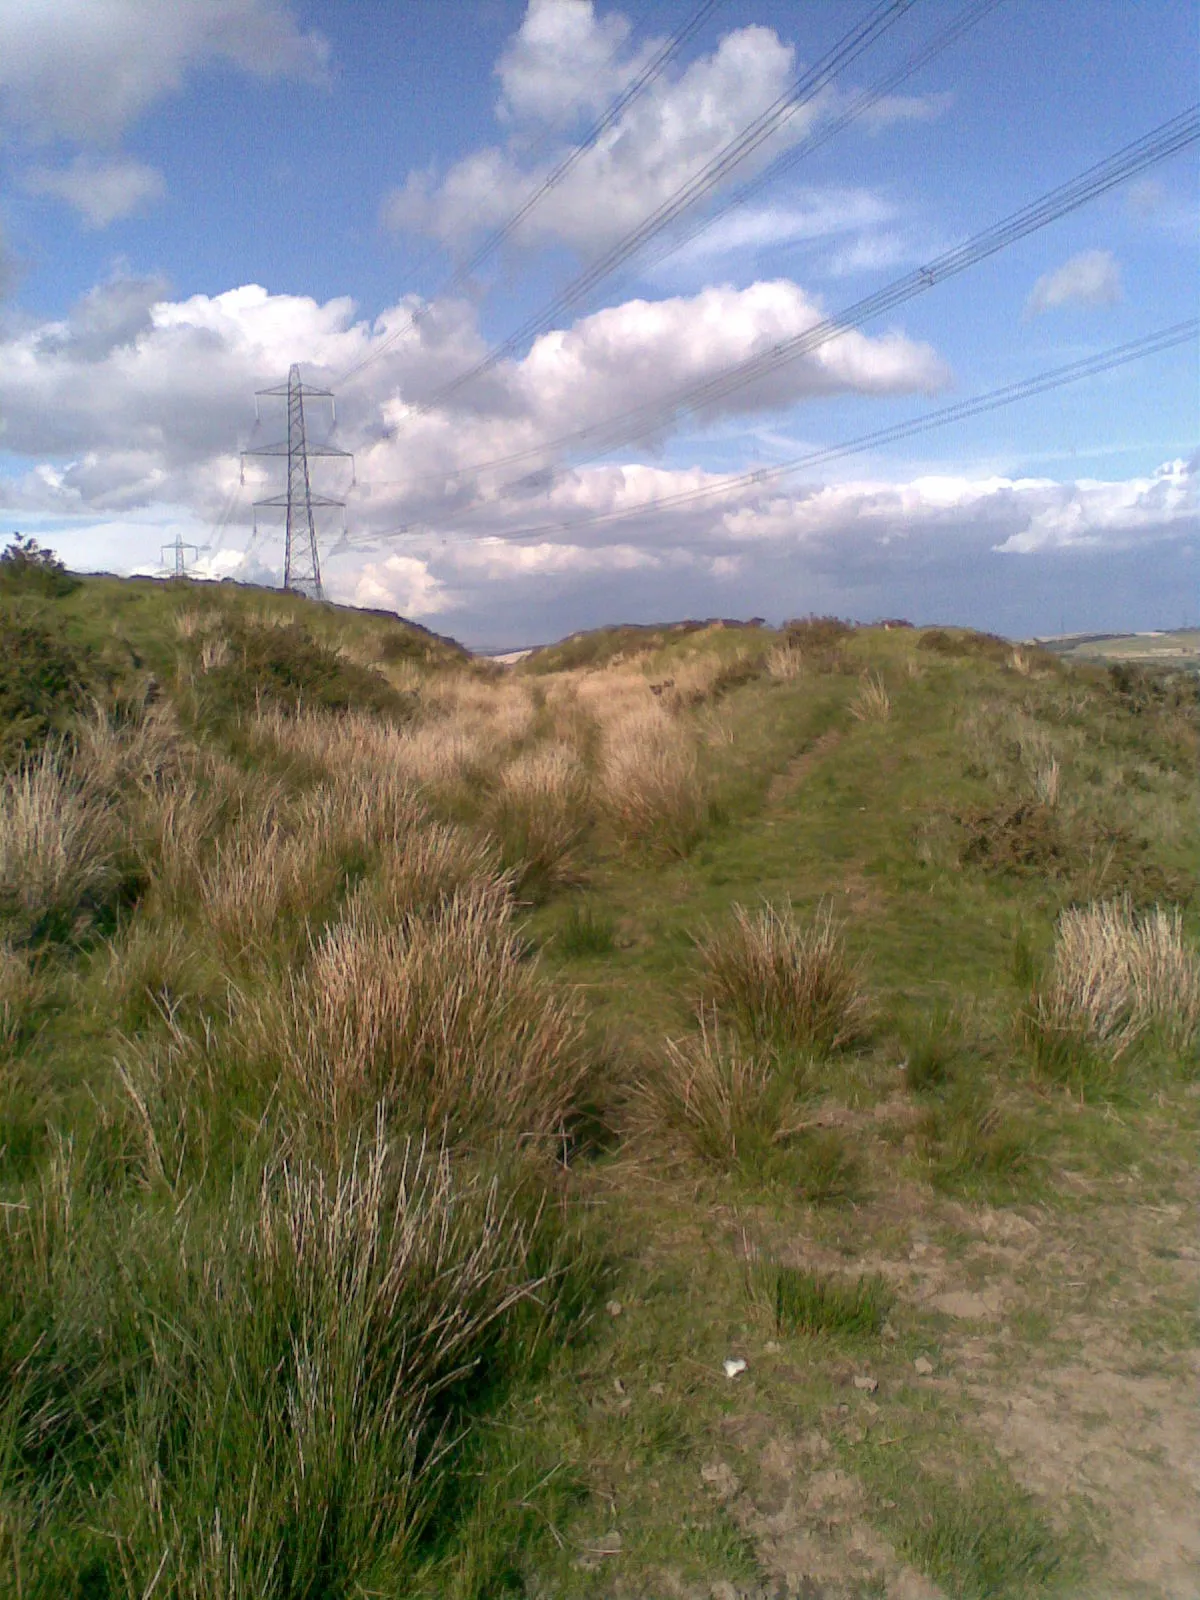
[
  {"x1": 161, "y1": 531, "x2": 198, "y2": 578},
  {"x1": 241, "y1": 364, "x2": 354, "y2": 601}
]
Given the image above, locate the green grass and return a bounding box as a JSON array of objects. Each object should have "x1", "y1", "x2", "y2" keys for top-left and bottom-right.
[
  {"x1": 556, "y1": 898, "x2": 618, "y2": 957},
  {"x1": 769, "y1": 1265, "x2": 893, "y2": 1337},
  {"x1": 2, "y1": 575, "x2": 1198, "y2": 1597}
]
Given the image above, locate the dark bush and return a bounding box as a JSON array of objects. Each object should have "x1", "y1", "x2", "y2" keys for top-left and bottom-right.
[
  {"x1": 0, "y1": 534, "x2": 80, "y2": 599},
  {"x1": 195, "y1": 620, "x2": 416, "y2": 724},
  {"x1": 0, "y1": 602, "x2": 97, "y2": 763}
]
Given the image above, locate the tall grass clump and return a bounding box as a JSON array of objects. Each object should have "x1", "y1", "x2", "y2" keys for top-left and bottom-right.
[
  {"x1": 0, "y1": 742, "x2": 124, "y2": 941},
  {"x1": 367, "y1": 821, "x2": 503, "y2": 922},
  {"x1": 633, "y1": 1019, "x2": 859, "y2": 1196},
  {"x1": 487, "y1": 742, "x2": 591, "y2": 898},
  {"x1": 767, "y1": 1265, "x2": 892, "y2": 1338},
  {"x1": 0, "y1": 1129, "x2": 586, "y2": 1595},
  {"x1": 633, "y1": 1019, "x2": 803, "y2": 1171},
  {"x1": 251, "y1": 888, "x2": 589, "y2": 1145},
  {"x1": 696, "y1": 901, "x2": 871, "y2": 1057},
  {"x1": 848, "y1": 671, "x2": 891, "y2": 722},
  {"x1": 601, "y1": 709, "x2": 706, "y2": 859},
  {"x1": 1025, "y1": 898, "x2": 1200, "y2": 1083},
  {"x1": 0, "y1": 941, "x2": 43, "y2": 1054}
]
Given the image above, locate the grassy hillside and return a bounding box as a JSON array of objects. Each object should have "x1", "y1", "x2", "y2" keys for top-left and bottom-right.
[{"x1": 2, "y1": 554, "x2": 1198, "y2": 1598}]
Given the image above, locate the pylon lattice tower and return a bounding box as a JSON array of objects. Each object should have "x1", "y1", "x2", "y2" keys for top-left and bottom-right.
[
  {"x1": 242, "y1": 364, "x2": 354, "y2": 601},
  {"x1": 161, "y1": 531, "x2": 198, "y2": 578}
]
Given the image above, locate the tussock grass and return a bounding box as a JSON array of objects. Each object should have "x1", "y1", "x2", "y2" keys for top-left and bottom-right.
[
  {"x1": 601, "y1": 707, "x2": 706, "y2": 858},
  {"x1": 488, "y1": 742, "x2": 591, "y2": 897},
  {"x1": 1027, "y1": 898, "x2": 1200, "y2": 1078},
  {"x1": 0, "y1": 743, "x2": 124, "y2": 941},
  {"x1": 767, "y1": 1265, "x2": 893, "y2": 1338},
  {"x1": 197, "y1": 806, "x2": 330, "y2": 954},
  {"x1": 367, "y1": 821, "x2": 504, "y2": 923},
  {"x1": 696, "y1": 901, "x2": 871, "y2": 1056},
  {"x1": 0, "y1": 941, "x2": 43, "y2": 1054},
  {"x1": 632, "y1": 1019, "x2": 805, "y2": 1172},
  {"x1": 902, "y1": 1002, "x2": 968, "y2": 1094},
  {"x1": 849, "y1": 671, "x2": 891, "y2": 722},
  {"x1": 919, "y1": 1081, "x2": 1036, "y2": 1198},
  {"x1": 632, "y1": 1020, "x2": 859, "y2": 1196},
  {"x1": 250, "y1": 888, "x2": 589, "y2": 1144},
  {"x1": 892, "y1": 1474, "x2": 1064, "y2": 1597},
  {"x1": 557, "y1": 899, "x2": 617, "y2": 958},
  {"x1": 0, "y1": 1128, "x2": 586, "y2": 1595}
]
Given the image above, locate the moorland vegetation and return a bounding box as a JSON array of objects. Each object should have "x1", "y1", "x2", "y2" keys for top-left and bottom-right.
[{"x1": 1, "y1": 539, "x2": 1198, "y2": 1597}]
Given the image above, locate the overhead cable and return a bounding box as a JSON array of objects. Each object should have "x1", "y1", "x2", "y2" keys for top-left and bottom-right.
[
  {"x1": 416, "y1": 0, "x2": 922, "y2": 409},
  {"x1": 334, "y1": 0, "x2": 725, "y2": 388},
  {"x1": 343, "y1": 320, "x2": 1196, "y2": 552}
]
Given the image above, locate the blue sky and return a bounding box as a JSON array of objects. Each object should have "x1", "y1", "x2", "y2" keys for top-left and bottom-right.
[{"x1": 0, "y1": 0, "x2": 1196, "y2": 647}]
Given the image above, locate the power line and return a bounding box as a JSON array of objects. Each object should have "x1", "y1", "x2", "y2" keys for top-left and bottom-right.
[
  {"x1": 342, "y1": 320, "x2": 1196, "y2": 551},
  {"x1": 334, "y1": 0, "x2": 725, "y2": 389},
  {"x1": 641, "y1": 0, "x2": 1006, "y2": 276},
  {"x1": 379, "y1": 102, "x2": 1197, "y2": 505},
  {"x1": 415, "y1": 0, "x2": 922, "y2": 411}
]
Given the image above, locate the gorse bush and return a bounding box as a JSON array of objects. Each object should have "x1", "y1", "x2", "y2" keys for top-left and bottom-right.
[
  {"x1": 193, "y1": 617, "x2": 415, "y2": 724},
  {"x1": 696, "y1": 901, "x2": 871, "y2": 1057},
  {"x1": 0, "y1": 602, "x2": 96, "y2": 764}
]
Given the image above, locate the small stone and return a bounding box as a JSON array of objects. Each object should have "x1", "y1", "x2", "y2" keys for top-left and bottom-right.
[
  {"x1": 914, "y1": 1355, "x2": 934, "y2": 1376},
  {"x1": 853, "y1": 1375, "x2": 879, "y2": 1394},
  {"x1": 606, "y1": 1299, "x2": 623, "y2": 1317},
  {"x1": 613, "y1": 1377, "x2": 626, "y2": 1396},
  {"x1": 723, "y1": 1357, "x2": 748, "y2": 1378}
]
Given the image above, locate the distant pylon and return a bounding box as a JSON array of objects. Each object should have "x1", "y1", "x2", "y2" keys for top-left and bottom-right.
[
  {"x1": 162, "y1": 531, "x2": 198, "y2": 578},
  {"x1": 241, "y1": 364, "x2": 354, "y2": 601}
]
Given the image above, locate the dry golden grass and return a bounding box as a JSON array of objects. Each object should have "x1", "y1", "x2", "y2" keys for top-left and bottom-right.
[
  {"x1": 249, "y1": 888, "x2": 588, "y2": 1143},
  {"x1": 696, "y1": 900, "x2": 872, "y2": 1056},
  {"x1": 1035, "y1": 898, "x2": 1200, "y2": 1058},
  {"x1": 196, "y1": 806, "x2": 328, "y2": 954},
  {"x1": 0, "y1": 744, "x2": 123, "y2": 937},
  {"x1": 600, "y1": 706, "x2": 705, "y2": 858},
  {"x1": 488, "y1": 742, "x2": 591, "y2": 894},
  {"x1": 766, "y1": 643, "x2": 806, "y2": 681},
  {"x1": 361, "y1": 822, "x2": 504, "y2": 923},
  {"x1": 848, "y1": 671, "x2": 891, "y2": 722}
]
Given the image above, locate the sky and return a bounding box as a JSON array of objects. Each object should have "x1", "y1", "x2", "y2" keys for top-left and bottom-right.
[{"x1": 0, "y1": 0, "x2": 1196, "y2": 649}]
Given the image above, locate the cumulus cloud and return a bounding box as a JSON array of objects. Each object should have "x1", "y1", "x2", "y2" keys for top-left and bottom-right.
[
  {"x1": 2, "y1": 269, "x2": 1190, "y2": 642},
  {"x1": 24, "y1": 154, "x2": 167, "y2": 227},
  {"x1": 383, "y1": 8, "x2": 808, "y2": 255},
  {"x1": 1023, "y1": 249, "x2": 1122, "y2": 319},
  {"x1": 0, "y1": 0, "x2": 327, "y2": 142},
  {"x1": 494, "y1": 0, "x2": 648, "y2": 127}
]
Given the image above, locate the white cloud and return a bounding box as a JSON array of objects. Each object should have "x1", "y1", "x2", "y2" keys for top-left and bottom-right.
[
  {"x1": 494, "y1": 0, "x2": 646, "y2": 127},
  {"x1": 1023, "y1": 250, "x2": 1122, "y2": 319},
  {"x1": 383, "y1": 12, "x2": 808, "y2": 255},
  {"x1": 3, "y1": 270, "x2": 1191, "y2": 641},
  {"x1": 657, "y1": 189, "x2": 895, "y2": 271},
  {"x1": 24, "y1": 154, "x2": 166, "y2": 227},
  {"x1": 0, "y1": 0, "x2": 327, "y2": 142}
]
